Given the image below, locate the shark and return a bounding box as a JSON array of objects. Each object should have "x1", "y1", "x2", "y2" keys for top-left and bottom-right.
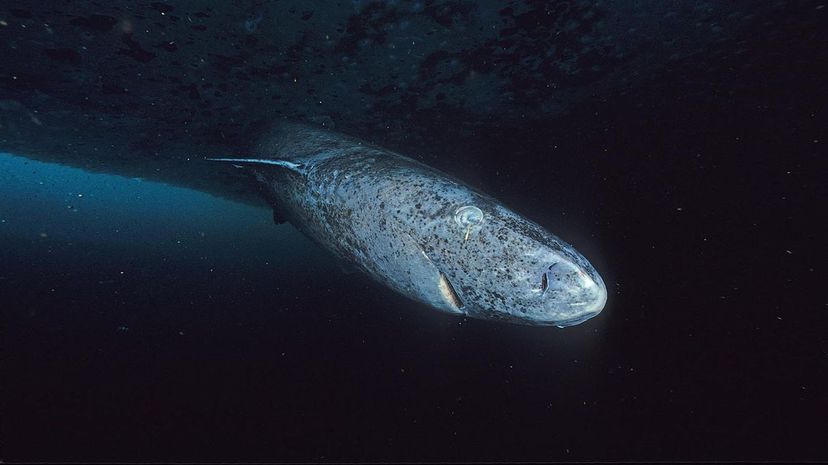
[{"x1": 209, "y1": 123, "x2": 607, "y2": 327}]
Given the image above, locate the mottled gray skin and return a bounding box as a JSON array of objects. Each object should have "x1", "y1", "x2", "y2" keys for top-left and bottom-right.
[{"x1": 233, "y1": 123, "x2": 607, "y2": 327}]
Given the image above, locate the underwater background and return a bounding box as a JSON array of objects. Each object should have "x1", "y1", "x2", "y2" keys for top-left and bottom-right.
[{"x1": 1, "y1": 0, "x2": 825, "y2": 462}]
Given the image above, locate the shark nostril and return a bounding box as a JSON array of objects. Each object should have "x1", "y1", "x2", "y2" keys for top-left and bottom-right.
[{"x1": 539, "y1": 263, "x2": 559, "y2": 293}]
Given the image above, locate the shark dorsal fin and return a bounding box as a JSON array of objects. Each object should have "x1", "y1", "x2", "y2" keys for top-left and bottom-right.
[{"x1": 205, "y1": 157, "x2": 305, "y2": 174}]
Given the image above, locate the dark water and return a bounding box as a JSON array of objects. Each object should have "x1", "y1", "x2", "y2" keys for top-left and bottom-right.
[{"x1": 2, "y1": 1, "x2": 826, "y2": 463}]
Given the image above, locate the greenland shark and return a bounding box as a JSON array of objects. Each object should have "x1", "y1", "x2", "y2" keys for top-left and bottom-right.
[{"x1": 209, "y1": 123, "x2": 607, "y2": 327}]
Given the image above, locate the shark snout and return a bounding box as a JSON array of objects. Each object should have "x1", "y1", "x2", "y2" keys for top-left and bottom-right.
[{"x1": 541, "y1": 260, "x2": 607, "y2": 327}]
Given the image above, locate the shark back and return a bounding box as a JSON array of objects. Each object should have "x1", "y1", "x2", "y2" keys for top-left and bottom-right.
[{"x1": 253, "y1": 122, "x2": 369, "y2": 167}]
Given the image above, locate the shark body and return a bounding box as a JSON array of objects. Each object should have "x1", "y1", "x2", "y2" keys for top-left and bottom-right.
[{"x1": 210, "y1": 123, "x2": 607, "y2": 327}]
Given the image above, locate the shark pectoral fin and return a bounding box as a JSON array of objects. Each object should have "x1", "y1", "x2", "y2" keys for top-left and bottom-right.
[
  {"x1": 390, "y1": 229, "x2": 465, "y2": 315},
  {"x1": 205, "y1": 157, "x2": 306, "y2": 174},
  {"x1": 376, "y1": 221, "x2": 465, "y2": 315},
  {"x1": 438, "y1": 271, "x2": 465, "y2": 311}
]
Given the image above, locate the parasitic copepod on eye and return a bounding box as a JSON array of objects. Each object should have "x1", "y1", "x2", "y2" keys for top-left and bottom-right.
[{"x1": 455, "y1": 205, "x2": 483, "y2": 242}]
